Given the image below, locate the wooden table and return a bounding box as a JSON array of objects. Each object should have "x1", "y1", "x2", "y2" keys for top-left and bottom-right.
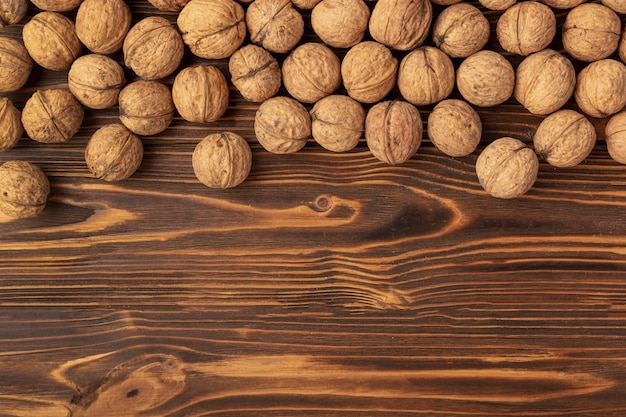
[{"x1": 2, "y1": 2, "x2": 626, "y2": 416}]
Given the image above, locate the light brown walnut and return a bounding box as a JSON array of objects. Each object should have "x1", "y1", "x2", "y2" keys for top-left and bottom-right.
[
  {"x1": 246, "y1": 0, "x2": 303, "y2": 54},
  {"x1": 311, "y1": 0, "x2": 369, "y2": 49},
  {"x1": 541, "y1": 0, "x2": 585, "y2": 8},
  {"x1": 192, "y1": 132, "x2": 252, "y2": 189},
  {"x1": 369, "y1": 0, "x2": 432, "y2": 51},
  {"x1": 85, "y1": 123, "x2": 143, "y2": 182},
  {"x1": 497, "y1": 1, "x2": 556, "y2": 56},
  {"x1": 0, "y1": 36, "x2": 32, "y2": 93},
  {"x1": 119, "y1": 80, "x2": 174, "y2": 136},
  {"x1": 147, "y1": 0, "x2": 189, "y2": 11},
  {"x1": 310, "y1": 95, "x2": 364, "y2": 153},
  {"x1": 75, "y1": 0, "x2": 131, "y2": 54},
  {"x1": 602, "y1": 0, "x2": 626, "y2": 13},
  {"x1": 22, "y1": 89, "x2": 84, "y2": 144},
  {"x1": 172, "y1": 65, "x2": 230, "y2": 124},
  {"x1": 432, "y1": 3, "x2": 490, "y2": 58},
  {"x1": 427, "y1": 99, "x2": 482, "y2": 157},
  {"x1": 575, "y1": 59, "x2": 626, "y2": 119},
  {"x1": 0, "y1": 160, "x2": 50, "y2": 218},
  {"x1": 456, "y1": 50, "x2": 515, "y2": 107},
  {"x1": 68, "y1": 54, "x2": 125, "y2": 109},
  {"x1": 562, "y1": 3, "x2": 621, "y2": 62},
  {"x1": 341, "y1": 41, "x2": 398, "y2": 104},
  {"x1": 0, "y1": 98, "x2": 22, "y2": 153},
  {"x1": 479, "y1": 0, "x2": 515, "y2": 10},
  {"x1": 23, "y1": 11, "x2": 82, "y2": 71},
  {"x1": 254, "y1": 96, "x2": 311, "y2": 154},
  {"x1": 0, "y1": 0, "x2": 28, "y2": 26},
  {"x1": 229, "y1": 44, "x2": 281, "y2": 103},
  {"x1": 605, "y1": 111, "x2": 626, "y2": 164},
  {"x1": 398, "y1": 46, "x2": 455, "y2": 107}
]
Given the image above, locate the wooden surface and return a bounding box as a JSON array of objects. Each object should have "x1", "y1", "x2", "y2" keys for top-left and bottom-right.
[{"x1": 2, "y1": 1, "x2": 626, "y2": 416}]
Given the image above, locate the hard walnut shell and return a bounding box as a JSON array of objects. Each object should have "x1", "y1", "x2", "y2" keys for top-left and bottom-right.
[
  {"x1": 541, "y1": 0, "x2": 585, "y2": 8},
  {"x1": 476, "y1": 137, "x2": 539, "y2": 199},
  {"x1": 282, "y1": 42, "x2": 341, "y2": 104},
  {"x1": 75, "y1": 0, "x2": 132, "y2": 54},
  {"x1": 514, "y1": 49, "x2": 576, "y2": 115},
  {"x1": 22, "y1": 89, "x2": 84, "y2": 144},
  {"x1": 23, "y1": 11, "x2": 82, "y2": 71},
  {"x1": 605, "y1": 111, "x2": 626, "y2": 164},
  {"x1": 433, "y1": 3, "x2": 490, "y2": 58},
  {"x1": 369, "y1": 0, "x2": 432, "y2": 51},
  {"x1": 562, "y1": 3, "x2": 621, "y2": 62},
  {"x1": 602, "y1": 0, "x2": 626, "y2": 13},
  {"x1": 68, "y1": 54, "x2": 125, "y2": 109},
  {"x1": 478, "y1": 0, "x2": 516, "y2": 10},
  {"x1": 574, "y1": 59, "x2": 626, "y2": 119},
  {"x1": 456, "y1": 50, "x2": 515, "y2": 107},
  {"x1": 124, "y1": 16, "x2": 184, "y2": 80},
  {"x1": 497, "y1": 1, "x2": 556, "y2": 56},
  {"x1": 0, "y1": 160, "x2": 50, "y2": 218},
  {"x1": 119, "y1": 80, "x2": 174, "y2": 136},
  {"x1": 192, "y1": 132, "x2": 252, "y2": 189},
  {"x1": 254, "y1": 96, "x2": 311, "y2": 154},
  {"x1": 229, "y1": 44, "x2": 281, "y2": 103},
  {"x1": 0, "y1": 98, "x2": 23, "y2": 153},
  {"x1": 310, "y1": 94, "x2": 365, "y2": 153},
  {"x1": 291, "y1": 0, "x2": 320, "y2": 9},
  {"x1": 178, "y1": 0, "x2": 246, "y2": 59},
  {"x1": 30, "y1": 0, "x2": 82, "y2": 11},
  {"x1": 427, "y1": 99, "x2": 482, "y2": 157},
  {"x1": 311, "y1": 0, "x2": 369, "y2": 49},
  {"x1": 85, "y1": 123, "x2": 143, "y2": 182},
  {"x1": 147, "y1": 0, "x2": 189, "y2": 11},
  {"x1": 398, "y1": 46, "x2": 455, "y2": 107},
  {"x1": 0, "y1": 0, "x2": 28, "y2": 26},
  {"x1": 172, "y1": 65, "x2": 230, "y2": 124},
  {"x1": 365, "y1": 100, "x2": 422, "y2": 165},
  {"x1": 246, "y1": 0, "x2": 304, "y2": 54},
  {"x1": 0, "y1": 36, "x2": 32, "y2": 93},
  {"x1": 341, "y1": 41, "x2": 398, "y2": 104}
]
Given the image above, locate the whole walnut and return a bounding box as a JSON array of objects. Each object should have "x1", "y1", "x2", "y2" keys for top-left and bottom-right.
[
  {"x1": 23, "y1": 11, "x2": 82, "y2": 71},
  {"x1": 29, "y1": 0, "x2": 82, "y2": 11},
  {"x1": 433, "y1": 3, "x2": 490, "y2": 58},
  {"x1": 398, "y1": 46, "x2": 455, "y2": 107},
  {"x1": 427, "y1": 99, "x2": 482, "y2": 157},
  {"x1": 369, "y1": 0, "x2": 432, "y2": 51},
  {"x1": 311, "y1": 0, "x2": 369, "y2": 49},
  {"x1": 229, "y1": 44, "x2": 281, "y2": 103},
  {"x1": 341, "y1": 41, "x2": 398, "y2": 104},
  {"x1": 22, "y1": 89, "x2": 84, "y2": 144},
  {"x1": 254, "y1": 96, "x2": 311, "y2": 154},
  {"x1": 124, "y1": 16, "x2": 184, "y2": 80},
  {"x1": 246, "y1": 0, "x2": 304, "y2": 54},
  {"x1": 68, "y1": 54, "x2": 125, "y2": 109},
  {"x1": 291, "y1": 0, "x2": 320, "y2": 8},
  {"x1": 172, "y1": 65, "x2": 230, "y2": 124},
  {"x1": 0, "y1": 0, "x2": 28, "y2": 26},
  {"x1": 602, "y1": 0, "x2": 626, "y2": 13},
  {"x1": 575, "y1": 59, "x2": 626, "y2": 119},
  {"x1": 497, "y1": 1, "x2": 556, "y2": 56},
  {"x1": 514, "y1": 49, "x2": 576, "y2": 115},
  {"x1": 605, "y1": 111, "x2": 626, "y2": 164},
  {"x1": 178, "y1": 0, "x2": 246, "y2": 59},
  {"x1": 365, "y1": 100, "x2": 422, "y2": 165},
  {"x1": 456, "y1": 50, "x2": 515, "y2": 107},
  {"x1": 562, "y1": 3, "x2": 621, "y2": 62},
  {"x1": 310, "y1": 95, "x2": 364, "y2": 152},
  {"x1": 119, "y1": 80, "x2": 174, "y2": 136},
  {"x1": 0, "y1": 160, "x2": 50, "y2": 218},
  {"x1": 533, "y1": 109, "x2": 596, "y2": 167},
  {"x1": 541, "y1": 0, "x2": 585, "y2": 8},
  {"x1": 85, "y1": 123, "x2": 143, "y2": 182},
  {"x1": 282, "y1": 42, "x2": 341, "y2": 104},
  {"x1": 192, "y1": 132, "x2": 252, "y2": 189},
  {"x1": 0, "y1": 36, "x2": 32, "y2": 93},
  {"x1": 75, "y1": 0, "x2": 131, "y2": 54},
  {"x1": 476, "y1": 137, "x2": 539, "y2": 199},
  {"x1": 479, "y1": 0, "x2": 515, "y2": 10},
  {"x1": 147, "y1": 0, "x2": 189, "y2": 11},
  {"x1": 0, "y1": 98, "x2": 22, "y2": 153}
]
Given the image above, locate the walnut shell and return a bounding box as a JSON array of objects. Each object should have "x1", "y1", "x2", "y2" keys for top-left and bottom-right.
[
  {"x1": 433, "y1": 3, "x2": 490, "y2": 58},
  {"x1": 431, "y1": 0, "x2": 461, "y2": 4},
  {"x1": 398, "y1": 46, "x2": 455, "y2": 107},
  {"x1": 29, "y1": 0, "x2": 82, "y2": 11},
  {"x1": 291, "y1": 0, "x2": 320, "y2": 9},
  {"x1": 575, "y1": 59, "x2": 626, "y2": 119},
  {"x1": 602, "y1": 0, "x2": 626, "y2": 13},
  {"x1": 282, "y1": 42, "x2": 341, "y2": 104},
  {"x1": 341, "y1": 41, "x2": 398, "y2": 104},
  {"x1": 75, "y1": 0, "x2": 131, "y2": 54},
  {"x1": 311, "y1": 0, "x2": 369, "y2": 49},
  {"x1": 192, "y1": 132, "x2": 252, "y2": 189},
  {"x1": 119, "y1": 80, "x2": 174, "y2": 136},
  {"x1": 85, "y1": 123, "x2": 143, "y2": 182},
  {"x1": 476, "y1": 137, "x2": 539, "y2": 199},
  {"x1": 229, "y1": 44, "x2": 281, "y2": 103},
  {"x1": 23, "y1": 11, "x2": 82, "y2": 71},
  {"x1": 533, "y1": 109, "x2": 596, "y2": 167},
  {"x1": 562, "y1": 3, "x2": 621, "y2": 62},
  {"x1": 0, "y1": 98, "x2": 23, "y2": 153},
  {"x1": 22, "y1": 89, "x2": 84, "y2": 144},
  {"x1": 478, "y1": 0, "x2": 515, "y2": 10},
  {"x1": 124, "y1": 16, "x2": 184, "y2": 80},
  {"x1": 456, "y1": 50, "x2": 515, "y2": 107},
  {"x1": 427, "y1": 99, "x2": 482, "y2": 157},
  {"x1": 172, "y1": 65, "x2": 230, "y2": 124},
  {"x1": 514, "y1": 49, "x2": 576, "y2": 115},
  {"x1": 178, "y1": 0, "x2": 246, "y2": 59},
  {"x1": 620, "y1": 29, "x2": 626, "y2": 65},
  {"x1": 541, "y1": 0, "x2": 585, "y2": 8},
  {"x1": 369, "y1": 0, "x2": 432, "y2": 51},
  {"x1": 365, "y1": 100, "x2": 422, "y2": 165},
  {"x1": 0, "y1": 36, "x2": 32, "y2": 93},
  {"x1": 246, "y1": 0, "x2": 304, "y2": 54},
  {"x1": 68, "y1": 54, "x2": 125, "y2": 109},
  {"x1": 147, "y1": 0, "x2": 189, "y2": 11},
  {"x1": 310, "y1": 95, "x2": 364, "y2": 152},
  {"x1": 254, "y1": 96, "x2": 311, "y2": 154},
  {"x1": 497, "y1": 1, "x2": 556, "y2": 56},
  {"x1": 0, "y1": 160, "x2": 50, "y2": 218},
  {"x1": 605, "y1": 111, "x2": 626, "y2": 164},
  {"x1": 0, "y1": 0, "x2": 28, "y2": 26}
]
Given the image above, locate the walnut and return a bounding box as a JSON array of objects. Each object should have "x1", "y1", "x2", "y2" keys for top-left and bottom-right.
[
  {"x1": 0, "y1": 0, "x2": 28, "y2": 26},
  {"x1": 147, "y1": 0, "x2": 189, "y2": 11},
  {"x1": 497, "y1": 1, "x2": 556, "y2": 56},
  {"x1": 178, "y1": 0, "x2": 246, "y2": 59},
  {"x1": 119, "y1": 80, "x2": 174, "y2": 136},
  {"x1": 341, "y1": 41, "x2": 398, "y2": 104},
  {"x1": 431, "y1": 0, "x2": 461, "y2": 4},
  {"x1": 85, "y1": 123, "x2": 143, "y2": 182},
  {"x1": 172, "y1": 65, "x2": 230, "y2": 124},
  {"x1": 254, "y1": 96, "x2": 311, "y2": 154},
  {"x1": 562, "y1": 3, "x2": 621, "y2": 62},
  {"x1": 29, "y1": 0, "x2": 82, "y2": 11},
  {"x1": 369, "y1": 0, "x2": 432, "y2": 51},
  {"x1": 22, "y1": 11, "x2": 82, "y2": 71},
  {"x1": 310, "y1": 95, "x2": 364, "y2": 152},
  {"x1": 229, "y1": 44, "x2": 281, "y2": 103},
  {"x1": 68, "y1": 54, "x2": 125, "y2": 109},
  {"x1": 602, "y1": 0, "x2": 626, "y2": 13},
  {"x1": 478, "y1": 0, "x2": 515, "y2": 10},
  {"x1": 605, "y1": 111, "x2": 626, "y2": 164},
  {"x1": 397, "y1": 46, "x2": 455, "y2": 107},
  {"x1": 192, "y1": 132, "x2": 252, "y2": 189},
  {"x1": 620, "y1": 29, "x2": 626, "y2": 65},
  {"x1": 311, "y1": 0, "x2": 370, "y2": 49},
  {"x1": 456, "y1": 50, "x2": 515, "y2": 107},
  {"x1": 291, "y1": 0, "x2": 320, "y2": 9},
  {"x1": 0, "y1": 98, "x2": 22, "y2": 153},
  {"x1": 0, "y1": 36, "x2": 32, "y2": 93},
  {"x1": 433, "y1": 3, "x2": 490, "y2": 58},
  {"x1": 282, "y1": 42, "x2": 341, "y2": 104},
  {"x1": 246, "y1": 0, "x2": 304, "y2": 54},
  {"x1": 0, "y1": 160, "x2": 50, "y2": 218},
  {"x1": 533, "y1": 109, "x2": 596, "y2": 167},
  {"x1": 574, "y1": 59, "x2": 626, "y2": 119},
  {"x1": 541, "y1": 0, "x2": 585, "y2": 8},
  {"x1": 124, "y1": 16, "x2": 184, "y2": 80},
  {"x1": 427, "y1": 99, "x2": 482, "y2": 157},
  {"x1": 475, "y1": 137, "x2": 539, "y2": 199},
  {"x1": 365, "y1": 100, "x2": 422, "y2": 165},
  {"x1": 22, "y1": 89, "x2": 84, "y2": 144},
  {"x1": 75, "y1": 0, "x2": 132, "y2": 54},
  {"x1": 514, "y1": 49, "x2": 576, "y2": 115}
]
